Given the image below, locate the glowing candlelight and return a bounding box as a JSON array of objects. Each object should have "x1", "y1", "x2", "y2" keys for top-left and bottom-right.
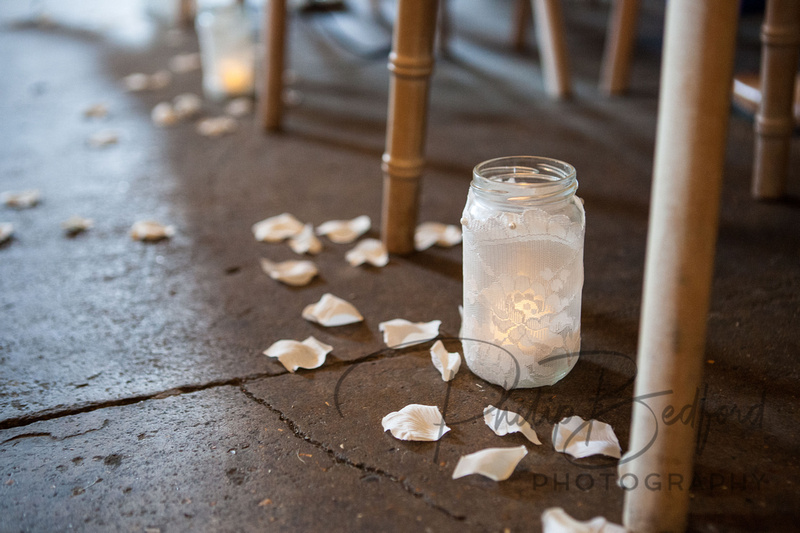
[{"x1": 220, "y1": 58, "x2": 253, "y2": 94}]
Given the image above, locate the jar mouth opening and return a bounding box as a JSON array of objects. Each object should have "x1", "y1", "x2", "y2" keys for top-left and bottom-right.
[{"x1": 472, "y1": 156, "x2": 576, "y2": 203}]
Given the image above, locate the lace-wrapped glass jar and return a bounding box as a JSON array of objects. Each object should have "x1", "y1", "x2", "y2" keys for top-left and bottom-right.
[
  {"x1": 461, "y1": 156, "x2": 585, "y2": 389},
  {"x1": 196, "y1": 4, "x2": 255, "y2": 100}
]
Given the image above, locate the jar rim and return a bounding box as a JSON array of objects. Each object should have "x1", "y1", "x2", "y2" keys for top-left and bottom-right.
[{"x1": 472, "y1": 156, "x2": 576, "y2": 204}]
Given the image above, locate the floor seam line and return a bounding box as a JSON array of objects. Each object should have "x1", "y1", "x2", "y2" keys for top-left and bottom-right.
[{"x1": 238, "y1": 384, "x2": 467, "y2": 523}]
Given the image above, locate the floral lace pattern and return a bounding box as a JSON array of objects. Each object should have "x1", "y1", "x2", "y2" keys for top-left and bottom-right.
[{"x1": 462, "y1": 197, "x2": 584, "y2": 389}]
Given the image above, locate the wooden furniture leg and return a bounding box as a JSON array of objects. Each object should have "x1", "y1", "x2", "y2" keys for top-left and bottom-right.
[
  {"x1": 599, "y1": 0, "x2": 640, "y2": 96},
  {"x1": 513, "y1": 0, "x2": 532, "y2": 52},
  {"x1": 531, "y1": 0, "x2": 571, "y2": 98},
  {"x1": 260, "y1": 0, "x2": 287, "y2": 132},
  {"x1": 621, "y1": 1, "x2": 739, "y2": 531},
  {"x1": 381, "y1": 0, "x2": 439, "y2": 254},
  {"x1": 752, "y1": 0, "x2": 800, "y2": 199},
  {"x1": 179, "y1": 0, "x2": 196, "y2": 26}
]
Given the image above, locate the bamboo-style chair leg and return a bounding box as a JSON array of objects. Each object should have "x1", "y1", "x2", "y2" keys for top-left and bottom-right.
[
  {"x1": 260, "y1": 0, "x2": 287, "y2": 132},
  {"x1": 179, "y1": 0, "x2": 196, "y2": 27},
  {"x1": 381, "y1": 0, "x2": 439, "y2": 255},
  {"x1": 531, "y1": 0, "x2": 571, "y2": 98},
  {"x1": 752, "y1": 0, "x2": 800, "y2": 199},
  {"x1": 621, "y1": 1, "x2": 739, "y2": 532},
  {"x1": 599, "y1": 0, "x2": 640, "y2": 96},
  {"x1": 512, "y1": 0, "x2": 532, "y2": 52}
]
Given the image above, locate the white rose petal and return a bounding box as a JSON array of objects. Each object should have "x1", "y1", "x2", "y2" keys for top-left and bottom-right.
[
  {"x1": 382, "y1": 404, "x2": 450, "y2": 442},
  {"x1": 83, "y1": 103, "x2": 108, "y2": 118},
  {"x1": 345, "y1": 238, "x2": 388, "y2": 267},
  {"x1": 252, "y1": 213, "x2": 305, "y2": 243},
  {"x1": 483, "y1": 405, "x2": 541, "y2": 445},
  {"x1": 130, "y1": 220, "x2": 175, "y2": 242},
  {"x1": 122, "y1": 72, "x2": 150, "y2": 92},
  {"x1": 169, "y1": 52, "x2": 201, "y2": 73},
  {"x1": 316, "y1": 215, "x2": 371, "y2": 244},
  {"x1": 87, "y1": 130, "x2": 119, "y2": 147},
  {"x1": 151, "y1": 102, "x2": 178, "y2": 126},
  {"x1": 260, "y1": 258, "x2": 318, "y2": 286},
  {"x1": 149, "y1": 69, "x2": 172, "y2": 89},
  {"x1": 0, "y1": 222, "x2": 13, "y2": 244},
  {"x1": 197, "y1": 116, "x2": 237, "y2": 137},
  {"x1": 452, "y1": 445, "x2": 528, "y2": 481},
  {"x1": 288, "y1": 224, "x2": 322, "y2": 255},
  {"x1": 173, "y1": 93, "x2": 203, "y2": 119},
  {"x1": 302, "y1": 293, "x2": 363, "y2": 327},
  {"x1": 62, "y1": 216, "x2": 93, "y2": 236},
  {"x1": 263, "y1": 336, "x2": 333, "y2": 373},
  {"x1": 123, "y1": 70, "x2": 172, "y2": 92},
  {"x1": 541, "y1": 507, "x2": 626, "y2": 533},
  {"x1": 552, "y1": 416, "x2": 621, "y2": 459},
  {"x1": 225, "y1": 97, "x2": 253, "y2": 117},
  {"x1": 430, "y1": 340, "x2": 461, "y2": 381},
  {"x1": 2, "y1": 189, "x2": 41, "y2": 209},
  {"x1": 415, "y1": 222, "x2": 462, "y2": 251},
  {"x1": 379, "y1": 318, "x2": 440, "y2": 348}
]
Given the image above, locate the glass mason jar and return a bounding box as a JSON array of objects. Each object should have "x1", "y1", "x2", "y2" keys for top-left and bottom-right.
[
  {"x1": 461, "y1": 156, "x2": 585, "y2": 389},
  {"x1": 196, "y1": 4, "x2": 255, "y2": 101}
]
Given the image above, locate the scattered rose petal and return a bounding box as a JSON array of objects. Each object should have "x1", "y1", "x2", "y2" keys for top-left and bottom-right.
[
  {"x1": 83, "y1": 103, "x2": 108, "y2": 118},
  {"x1": 252, "y1": 213, "x2": 305, "y2": 243},
  {"x1": 87, "y1": 130, "x2": 119, "y2": 147},
  {"x1": 430, "y1": 340, "x2": 461, "y2": 381},
  {"x1": 345, "y1": 238, "x2": 388, "y2": 267},
  {"x1": 130, "y1": 220, "x2": 175, "y2": 242},
  {"x1": 541, "y1": 508, "x2": 626, "y2": 533},
  {"x1": 0, "y1": 222, "x2": 13, "y2": 244},
  {"x1": 225, "y1": 97, "x2": 253, "y2": 117},
  {"x1": 197, "y1": 116, "x2": 237, "y2": 137},
  {"x1": 263, "y1": 336, "x2": 332, "y2": 372},
  {"x1": 2, "y1": 189, "x2": 40, "y2": 209},
  {"x1": 173, "y1": 93, "x2": 203, "y2": 119},
  {"x1": 123, "y1": 70, "x2": 171, "y2": 92},
  {"x1": 452, "y1": 445, "x2": 528, "y2": 481},
  {"x1": 122, "y1": 73, "x2": 150, "y2": 92},
  {"x1": 483, "y1": 405, "x2": 541, "y2": 445},
  {"x1": 379, "y1": 318, "x2": 441, "y2": 348},
  {"x1": 151, "y1": 102, "x2": 178, "y2": 126},
  {"x1": 552, "y1": 416, "x2": 621, "y2": 459},
  {"x1": 315, "y1": 215, "x2": 371, "y2": 244},
  {"x1": 260, "y1": 258, "x2": 318, "y2": 286},
  {"x1": 288, "y1": 224, "x2": 322, "y2": 255},
  {"x1": 415, "y1": 222, "x2": 462, "y2": 251},
  {"x1": 149, "y1": 69, "x2": 172, "y2": 89},
  {"x1": 382, "y1": 404, "x2": 450, "y2": 442},
  {"x1": 302, "y1": 293, "x2": 363, "y2": 327},
  {"x1": 169, "y1": 52, "x2": 201, "y2": 73},
  {"x1": 62, "y1": 215, "x2": 93, "y2": 236}
]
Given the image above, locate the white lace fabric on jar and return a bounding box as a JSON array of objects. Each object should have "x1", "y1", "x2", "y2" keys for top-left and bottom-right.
[{"x1": 461, "y1": 157, "x2": 585, "y2": 389}]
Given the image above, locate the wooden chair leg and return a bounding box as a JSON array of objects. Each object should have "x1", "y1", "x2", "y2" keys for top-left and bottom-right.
[
  {"x1": 179, "y1": 0, "x2": 196, "y2": 27},
  {"x1": 752, "y1": 0, "x2": 800, "y2": 199},
  {"x1": 381, "y1": 0, "x2": 439, "y2": 255},
  {"x1": 260, "y1": 0, "x2": 287, "y2": 132},
  {"x1": 531, "y1": 0, "x2": 571, "y2": 98},
  {"x1": 513, "y1": 0, "x2": 532, "y2": 52},
  {"x1": 599, "y1": 0, "x2": 640, "y2": 96},
  {"x1": 621, "y1": 1, "x2": 739, "y2": 531}
]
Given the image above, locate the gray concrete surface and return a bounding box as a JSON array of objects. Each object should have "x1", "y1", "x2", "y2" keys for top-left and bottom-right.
[{"x1": 1, "y1": 0, "x2": 799, "y2": 531}]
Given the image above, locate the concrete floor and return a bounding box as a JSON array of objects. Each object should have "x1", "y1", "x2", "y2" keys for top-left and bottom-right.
[{"x1": 1, "y1": 0, "x2": 799, "y2": 531}]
